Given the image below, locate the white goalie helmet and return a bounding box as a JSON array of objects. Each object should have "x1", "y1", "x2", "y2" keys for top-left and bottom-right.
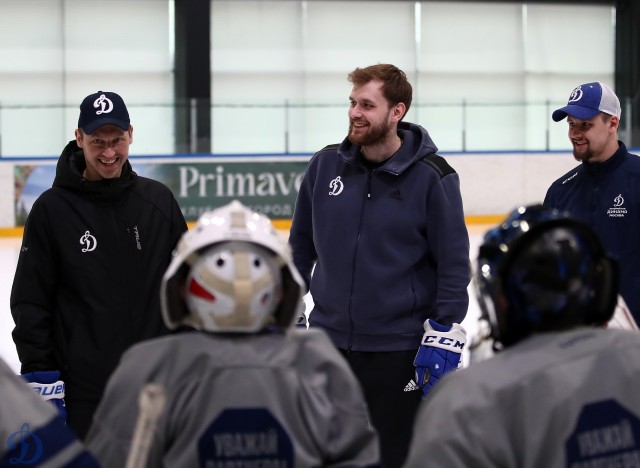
[{"x1": 161, "y1": 200, "x2": 305, "y2": 333}]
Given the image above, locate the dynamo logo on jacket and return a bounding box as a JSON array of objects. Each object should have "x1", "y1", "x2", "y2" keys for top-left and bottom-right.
[
  {"x1": 80, "y1": 231, "x2": 97, "y2": 252},
  {"x1": 607, "y1": 194, "x2": 627, "y2": 218},
  {"x1": 329, "y1": 176, "x2": 344, "y2": 196}
]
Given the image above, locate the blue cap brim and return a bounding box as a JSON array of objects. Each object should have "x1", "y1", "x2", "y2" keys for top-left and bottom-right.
[
  {"x1": 82, "y1": 118, "x2": 130, "y2": 135},
  {"x1": 552, "y1": 105, "x2": 601, "y2": 122}
]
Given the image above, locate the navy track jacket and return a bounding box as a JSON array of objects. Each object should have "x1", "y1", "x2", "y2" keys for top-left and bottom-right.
[
  {"x1": 289, "y1": 122, "x2": 470, "y2": 352},
  {"x1": 544, "y1": 141, "x2": 640, "y2": 324}
]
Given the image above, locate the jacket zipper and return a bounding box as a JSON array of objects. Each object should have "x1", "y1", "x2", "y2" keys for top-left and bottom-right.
[{"x1": 346, "y1": 169, "x2": 373, "y2": 351}]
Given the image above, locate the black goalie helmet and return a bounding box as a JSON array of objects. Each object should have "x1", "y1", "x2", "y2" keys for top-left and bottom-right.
[{"x1": 473, "y1": 204, "x2": 618, "y2": 348}]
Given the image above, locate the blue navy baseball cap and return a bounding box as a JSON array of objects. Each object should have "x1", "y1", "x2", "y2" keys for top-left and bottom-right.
[
  {"x1": 552, "y1": 82, "x2": 621, "y2": 122},
  {"x1": 78, "y1": 91, "x2": 130, "y2": 134}
]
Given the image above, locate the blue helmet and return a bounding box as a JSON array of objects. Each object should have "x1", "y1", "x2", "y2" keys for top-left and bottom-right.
[{"x1": 474, "y1": 204, "x2": 618, "y2": 348}]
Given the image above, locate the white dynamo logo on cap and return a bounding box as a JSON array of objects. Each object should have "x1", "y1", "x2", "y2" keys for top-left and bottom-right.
[
  {"x1": 93, "y1": 94, "x2": 114, "y2": 115},
  {"x1": 568, "y1": 88, "x2": 583, "y2": 103}
]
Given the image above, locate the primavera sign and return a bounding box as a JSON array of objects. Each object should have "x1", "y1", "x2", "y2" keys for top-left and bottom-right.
[
  {"x1": 174, "y1": 160, "x2": 307, "y2": 220},
  {"x1": 14, "y1": 156, "x2": 310, "y2": 224}
]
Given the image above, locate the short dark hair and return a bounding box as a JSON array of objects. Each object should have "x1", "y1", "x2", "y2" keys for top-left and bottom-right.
[{"x1": 348, "y1": 64, "x2": 412, "y2": 117}]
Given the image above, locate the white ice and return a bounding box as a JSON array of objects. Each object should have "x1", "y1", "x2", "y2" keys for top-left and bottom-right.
[{"x1": 1, "y1": 237, "x2": 22, "y2": 373}]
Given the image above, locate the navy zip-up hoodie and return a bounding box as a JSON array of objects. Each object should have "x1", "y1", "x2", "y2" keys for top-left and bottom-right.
[
  {"x1": 11, "y1": 140, "x2": 188, "y2": 402},
  {"x1": 289, "y1": 122, "x2": 470, "y2": 352},
  {"x1": 544, "y1": 141, "x2": 640, "y2": 324}
]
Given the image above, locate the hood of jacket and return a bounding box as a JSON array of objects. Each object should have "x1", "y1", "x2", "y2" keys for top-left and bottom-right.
[
  {"x1": 336, "y1": 121, "x2": 439, "y2": 174},
  {"x1": 53, "y1": 140, "x2": 137, "y2": 202}
]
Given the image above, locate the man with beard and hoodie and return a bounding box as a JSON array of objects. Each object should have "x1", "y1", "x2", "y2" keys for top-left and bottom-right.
[
  {"x1": 289, "y1": 64, "x2": 470, "y2": 468},
  {"x1": 10, "y1": 91, "x2": 188, "y2": 440}
]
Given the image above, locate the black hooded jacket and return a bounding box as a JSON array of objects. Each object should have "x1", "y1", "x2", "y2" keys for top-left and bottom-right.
[{"x1": 10, "y1": 140, "x2": 188, "y2": 402}]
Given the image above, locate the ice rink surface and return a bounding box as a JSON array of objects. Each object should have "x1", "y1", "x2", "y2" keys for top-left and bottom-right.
[
  {"x1": 0, "y1": 237, "x2": 22, "y2": 373},
  {"x1": 0, "y1": 226, "x2": 489, "y2": 373}
]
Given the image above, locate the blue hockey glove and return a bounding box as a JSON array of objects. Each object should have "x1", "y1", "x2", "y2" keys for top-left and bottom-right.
[
  {"x1": 22, "y1": 370, "x2": 67, "y2": 422},
  {"x1": 405, "y1": 319, "x2": 466, "y2": 399}
]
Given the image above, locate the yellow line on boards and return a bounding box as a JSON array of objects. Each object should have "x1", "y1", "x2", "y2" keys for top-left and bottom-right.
[
  {"x1": 0, "y1": 227, "x2": 25, "y2": 238},
  {"x1": 1, "y1": 215, "x2": 507, "y2": 238},
  {"x1": 271, "y1": 216, "x2": 506, "y2": 231}
]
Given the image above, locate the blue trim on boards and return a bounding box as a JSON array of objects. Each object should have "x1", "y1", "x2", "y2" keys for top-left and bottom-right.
[{"x1": 2, "y1": 147, "x2": 640, "y2": 161}]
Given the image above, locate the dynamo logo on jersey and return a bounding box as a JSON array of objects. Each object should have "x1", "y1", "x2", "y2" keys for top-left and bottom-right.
[{"x1": 6, "y1": 423, "x2": 44, "y2": 465}]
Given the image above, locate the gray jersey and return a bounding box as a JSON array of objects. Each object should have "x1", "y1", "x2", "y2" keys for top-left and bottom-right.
[
  {"x1": 0, "y1": 359, "x2": 53, "y2": 452},
  {"x1": 0, "y1": 358, "x2": 91, "y2": 466},
  {"x1": 86, "y1": 328, "x2": 380, "y2": 467},
  {"x1": 404, "y1": 327, "x2": 640, "y2": 468}
]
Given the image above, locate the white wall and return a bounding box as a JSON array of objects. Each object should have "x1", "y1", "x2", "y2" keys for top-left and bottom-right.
[
  {"x1": 453, "y1": 152, "x2": 580, "y2": 217},
  {"x1": 0, "y1": 1, "x2": 616, "y2": 157}
]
